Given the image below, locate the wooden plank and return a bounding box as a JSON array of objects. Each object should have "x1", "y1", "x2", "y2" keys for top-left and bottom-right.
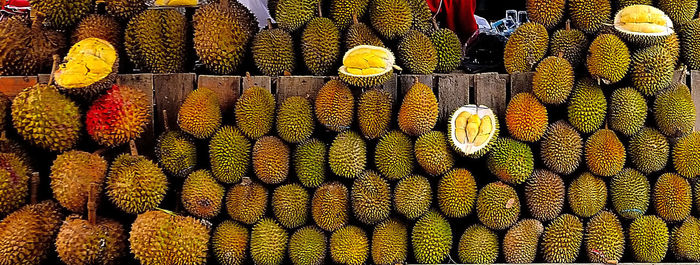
[
  {"x1": 474, "y1": 72, "x2": 508, "y2": 116},
  {"x1": 691, "y1": 71, "x2": 700, "y2": 132},
  {"x1": 276, "y1": 76, "x2": 327, "y2": 105},
  {"x1": 197, "y1": 75, "x2": 241, "y2": 121},
  {"x1": 398, "y1": 74, "x2": 434, "y2": 96},
  {"x1": 242, "y1": 76, "x2": 272, "y2": 93},
  {"x1": 116, "y1": 74, "x2": 156, "y2": 153},
  {"x1": 37, "y1": 74, "x2": 50, "y2": 84},
  {"x1": 0, "y1": 76, "x2": 37, "y2": 98},
  {"x1": 379, "y1": 74, "x2": 399, "y2": 108},
  {"x1": 510, "y1": 72, "x2": 534, "y2": 97},
  {"x1": 673, "y1": 69, "x2": 687, "y2": 85},
  {"x1": 153, "y1": 73, "x2": 196, "y2": 136},
  {"x1": 436, "y1": 74, "x2": 471, "y2": 125}
]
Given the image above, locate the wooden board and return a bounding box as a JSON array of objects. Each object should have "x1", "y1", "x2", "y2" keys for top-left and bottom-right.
[
  {"x1": 379, "y1": 74, "x2": 399, "y2": 108},
  {"x1": 153, "y1": 73, "x2": 196, "y2": 136},
  {"x1": 398, "y1": 74, "x2": 434, "y2": 95},
  {"x1": 510, "y1": 72, "x2": 533, "y2": 96},
  {"x1": 116, "y1": 74, "x2": 156, "y2": 153},
  {"x1": 242, "y1": 75, "x2": 272, "y2": 92},
  {"x1": 691, "y1": 71, "x2": 700, "y2": 131},
  {"x1": 276, "y1": 76, "x2": 327, "y2": 104},
  {"x1": 673, "y1": 69, "x2": 687, "y2": 85},
  {"x1": 474, "y1": 72, "x2": 508, "y2": 116},
  {"x1": 0, "y1": 76, "x2": 37, "y2": 98},
  {"x1": 198, "y1": 75, "x2": 241, "y2": 121},
  {"x1": 436, "y1": 74, "x2": 471, "y2": 125}
]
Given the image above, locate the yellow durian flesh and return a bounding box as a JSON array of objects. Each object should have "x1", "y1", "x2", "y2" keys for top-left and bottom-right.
[
  {"x1": 449, "y1": 105, "x2": 497, "y2": 156},
  {"x1": 614, "y1": 5, "x2": 673, "y2": 35},
  {"x1": 55, "y1": 38, "x2": 117, "y2": 88},
  {"x1": 339, "y1": 45, "x2": 395, "y2": 77}
]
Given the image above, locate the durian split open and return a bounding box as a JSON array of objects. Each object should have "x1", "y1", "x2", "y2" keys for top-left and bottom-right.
[
  {"x1": 614, "y1": 5, "x2": 674, "y2": 46},
  {"x1": 338, "y1": 45, "x2": 401, "y2": 88},
  {"x1": 449, "y1": 104, "x2": 498, "y2": 156},
  {"x1": 54, "y1": 37, "x2": 118, "y2": 95}
]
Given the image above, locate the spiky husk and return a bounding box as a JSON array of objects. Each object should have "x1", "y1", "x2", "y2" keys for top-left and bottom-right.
[
  {"x1": 106, "y1": 154, "x2": 168, "y2": 214},
  {"x1": 129, "y1": 210, "x2": 209, "y2": 265},
  {"x1": 50, "y1": 151, "x2": 108, "y2": 213},
  {"x1": 86, "y1": 85, "x2": 150, "y2": 147}
]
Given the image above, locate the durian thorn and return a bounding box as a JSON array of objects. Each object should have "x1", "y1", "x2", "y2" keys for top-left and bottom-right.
[
  {"x1": 162, "y1": 109, "x2": 170, "y2": 131},
  {"x1": 30, "y1": 172, "x2": 39, "y2": 204},
  {"x1": 352, "y1": 13, "x2": 358, "y2": 25},
  {"x1": 129, "y1": 140, "x2": 138, "y2": 156},
  {"x1": 87, "y1": 182, "x2": 99, "y2": 225},
  {"x1": 48, "y1": 54, "x2": 60, "y2": 85}
]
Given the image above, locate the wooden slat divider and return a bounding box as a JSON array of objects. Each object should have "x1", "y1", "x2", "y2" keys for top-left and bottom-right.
[
  {"x1": 197, "y1": 75, "x2": 241, "y2": 121},
  {"x1": 436, "y1": 73, "x2": 471, "y2": 125},
  {"x1": 0, "y1": 76, "x2": 37, "y2": 98},
  {"x1": 242, "y1": 75, "x2": 273, "y2": 92},
  {"x1": 276, "y1": 76, "x2": 328, "y2": 105},
  {"x1": 153, "y1": 73, "x2": 196, "y2": 137},
  {"x1": 474, "y1": 72, "x2": 508, "y2": 116},
  {"x1": 690, "y1": 71, "x2": 700, "y2": 131},
  {"x1": 510, "y1": 72, "x2": 534, "y2": 97}
]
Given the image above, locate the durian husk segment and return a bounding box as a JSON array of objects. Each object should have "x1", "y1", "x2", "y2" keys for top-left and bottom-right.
[
  {"x1": 653, "y1": 82, "x2": 696, "y2": 138},
  {"x1": 338, "y1": 45, "x2": 397, "y2": 88},
  {"x1": 539, "y1": 120, "x2": 583, "y2": 175},
  {"x1": 71, "y1": 14, "x2": 123, "y2": 48},
  {"x1": 50, "y1": 151, "x2": 108, "y2": 214},
  {"x1": 630, "y1": 46, "x2": 674, "y2": 96},
  {"x1": 209, "y1": 126, "x2": 250, "y2": 184},
  {"x1": 524, "y1": 169, "x2": 565, "y2": 222},
  {"x1": 679, "y1": 18, "x2": 700, "y2": 70},
  {"x1": 567, "y1": 78, "x2": 607, "y2": 134},
  {"x1": 505, "y1": 92, "x2": 548, "y2": 142},
  {"x1": 276, "y1": 96, "x2": 314, "y2": 143},
  {"x1": 397, "y1": 30, "x2": 437, "y2": 74},
  {"x1": 328, "y1": 131, "x2": 367, "y2": 179},
  {"x1": 312, "y1": 181, "x2": 349, "y2": 232},
  {"x1": 55, "y1": 38, "x2": 119, "y2": 97},
  {"x1": 503, "y1": 219, "x2": 544, "y2": 264},
  {"x1": 369, "y1": 0, "x2": 412, "y2": 40},
  {"x1": 156, "y1": 130, "x2": 198, "y2": 178},
  {"x1": 86, "y1": 85, "x2": 151, "y2": 147},
  {"x1": 345, "y1": 21, "x2": 385, "y2": 50},
  {"x1": 289, "y1": 226, "x2": 327, "y2": 265},
  {"x1": 357, "y1": 89, "x2": 393, "y2": 139},
  {"x1": 532, "y1": 56, "x2": 574, "y2": 104},
  {"x1": 476, "y1": 181, "x2": 521, "y2": 230},
  {"x1": 585, "y1": 129, "x2": 626, "y2": 177},
  {"x1": 657, "y1": 0, "x2": 698, "y2": 25},
  {"x1": 458, "y1": 224, "x2": 499, "y2": 264},
  {"x1": 330, "y1": 225, "x2": 369, "y2": 265},
  {"x1": 105, "y1": 0, "x2": 147, "y2": 21},
  {"x1": 181, "y1": 169, "x2": 225, "y2": 219},
  {"x1": 250, "y1": 218, "x2": 288, "y2": 265},
  {"x1": 275, "y1": 0, "x2": 319, "y2": 32},
  {"x1": 503, "y1": 22, "x2": 549, "y2": 74},
  {"x1": 414, "y1": 131, "x2": 455, "y2": 176},
  {"x1": 549, "y1": 26, "x2": 588, "y2": 69},
  {"x1": 628, "y1": 215, "x2": 669, "y2": 263},
  {"x1": 178, "y1": 87, "x2": 223, "y2": 139},
  {"x1": 372, "y1": 218, "x2": 408, "y2": 265},
  {"x1": 629, "y1": 127, "x2": 669, "y2": 174},
  {"x1": 587, "y1": 34, "x2": 630, "y2": 84},
  {"x1": 235, "y1": 86, "x2": 276, "y2": 140},
  {"x1": 430, "y1": 28, "x2": 462, "y2": 73},
  {"x1": 125, "y1": 9, "x2": 186, "y2": 73},
  {"x1": 614, "y1": 5, "x2": 674, "y2": 46},
  {"x1": 55, "y1": 216, "x2": 127, "y2": 265},
  {"x1": 0, "y1": 16, "x2": 66, "y2": 76},
  {"x1": 673, "y1": 132, "x2": 700, "y2": 179},
  {"x1": 0, "y1": 201, "x2": 64, "y2": 265},
  {"x1": 584, "y1": 211, "x2": 625, "y2": 263},
  {"x1": 252, "y1": 136, "x2": 290, "y2": 185},
  {"x1": 302, "y1": 17, "x2": 341, "y2": 76},
  {"x1": 374, "y1": 130, "x2": 414, "y2": 181},
  {"x1": 567, "y1": 0, "x2": 611, "y2": 34},
  {"x1": 609, "y1": 87, "x2": 647, "y2": 136},
  {"x1": 351, "y1": 170, "x2": 391, "y2": 225},
  {"x1": 568, "y1": 172, "x2": 608, "y2": 218},
  {"x1": 394, "y1": 175, "x2": 432, "y2": 220},
  {"x1": 0, "y1": 153, "x2": 30, "y2": 216},
  {"x1": 129, "y1": 210, "x2": 210, "y2": 265},
  {"x1": 411, "y1": 210, "x2": 453, "y2": 264},
  {"x1": 315, "y1": 80, "x2": 354, "y2": 132},
  {"x1": 438, "y1": 168, "x2": 478, "y2": 219},
  {"x1": 527, "y1": 0, "x2": 566, "y2": 29},
  {"x1": 226, "y1": 179, "x2": 268, "y2": 225},
  {"x1": 487, "y1": 137, "x2": 534, "y2": 185},
  {"x1": 30, "y1": 0, "x2": 92, "y2": 30},
  {"x1": 408, "y1": 0, "x2": 433, "y2": 33},
  {"x1": 671, "y1": 216, "x2": 700, "y2": 262}
]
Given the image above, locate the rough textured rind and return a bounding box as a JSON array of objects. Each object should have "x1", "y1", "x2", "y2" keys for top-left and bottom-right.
[
  {"x1": 567, "y1": 78, "x2": 607, "y2": 134},
  {"x1": 344, "y1": 22, "x2": 384, "y2": 49},
  {"x1": 653, "y1": 83, "x2": 696, "y2": 138},
  {"x1": 527, "y1": 0, "x2": 565, "y2": 29},
  {"x1": 129, "y1": 210, "x2": 210, "y2": 265},
  {"x1": 253, "y1": 27, "x2": 295, "y2": 76},
  {"x1": 568, "y1": 0, "x2": 611, "y2": 34},
  {"x1": 394, "y1": 175, "x2": 432, "y2": 219},
  {"x1": 212, "y1": 220, "x2": 248, "y2": 265},
  {"x1": 30, "y1": 0, "x2": 91, "y2": 29},
  {"x1": 277, "y1": 97, "x2": 314, "y2": 143},
  {"x1": 274, "y1": 0, "x2": 318, "y2": 32},
  {"x1": 181, "y1": 169, "x2": 224, "y2": 219},
  {"x1": 505, "y1": 93, "x2": 548, "y2": 141},
  {"x1": 106, "y1": 154, "x2": 168, "y2": 214},
  {"x1": 430, "y1": 28, "x2": 462, "y2": 73},
  {"x1": 156, "y1": 130, "x2": 197, "y2": 178},
  {"x1": 585, "y1": 211, "x2": 625, "y2": 263},
  {"x1": 235, "y1": 86, "x2": 276, "y2": 139},
  {"x1": 358, "y1": 90, "x2": 392, "y2": 140},
  {"x1": 610, "y1": 168, "x2": 650, "y2": 219},
  {"x1": 71, "y1": 14, "x2": 122, "y2": 47},
  {"x1": 86, "y1": 85, "x2": 150, "y2": 147},
  {"x1": 438, "y1": 168, "x2": 477, "y2": 218},
  {"x1": 0, "y1": 153, "x2": 29, "y2": 215},
  {"x1": 587, "y1": 34, "x2": 630, "y2": 84},
  {"x1": 329, "y1": 131, "x2": 366, "y2": 178},
  {"x1": 375, "y1": 130, "x2": 414, "y2": 181},
  {"x1": 397, "y1": 30, "x2": 437, "y2": 74},
  {"x1": 372, "y1": 218, "x2": 408, "y2": 265},
  {"x1": 503, "y1": 219, "x2": 543, "y2": 263},
  {"x1": 312, "y1": 182, "x2": 349, "y2": 231},
  {"x1": 586, "y1": 129, "x2": 626, "y2": 177},
  {"x1": 408, "y1": 0, "x2": 433, "y2": 32},
  {"x1": 541, "y1": 214, "x2": 584, "y2": 263},
  {"x1": 524, "y1": 170, "x2": 565, "y2": 221},
  {"x1": 653, "y1": 173, "x2": 692, "y2": 222},
  {"x1": 0, "y1": 17, "x2": 66, "y2": 76},
  {"x1": 289, "y1": 226, "x2": 326, "y2": 265},
  {"x1": 0, "y1": 201, "x2": 64, "y2": 265},
  {"x1": 302, "y1": 17, "x2": 341, "y2": 75},
  {"x1": 671, "y1": 216, "x2": 700, "y2": 262},
  {"x1": 673, "y1": 132, "x2": 700, "y2": 178},
  {"x1": 50, "y1": 151, "x2": 108, "y2": 213},
  {"x1": 253, "y1": 136, "x2": 290, "y2": 184},
  {"x1": 226, "y1": 179, "x2": 268, "y2": 225},
  {"x1": 272, "y1": 183, "x2": 310, "y2": 229},
  {"x1": 609, "y1": 87, "x2": 647, "y2": 136},
  {"x1": 540, "y1": 121, "x2": 583, "y2": 175},
  {"x1": 210, "y1": 126, "x2": 251, "y2": 184},
  {"x1": 411, "y1": 210, "x2": 452, "y2": 264},
  {"x1": 398, "y1": 81, "x2": 438, "y2": 136},
  {"x1": 369, "y1": 0, "x2": 412, "y2": 40},
  {"x1": 477, "y1": 182, "x2": 520, "y2": 230},
  {"x1": 352, "y1": 171, "x2": 391, "y2": 224},
  {"x1": 293, "y1": 138, "x2": 327, "y2": 188},
  {"x1": 458, "y1": 224, "x2": 499, "y2": 264},
  {"x1": 178, "y1": 87, "x2": 222, "y2": 139},
  {"x1": 568, "y1": 172, "x2": 607, "y2": 218},
  {"x1": 125, "y1": 9, "x2": 186, "y2": 73},
  {"x1": 250, "y1": 218, "x2": 288, "y2": 265},
  {"x1": 106, "y1": 0, "x2": 146, "y2": 21},
  {"x1": 487, "y1": 137, "x2": 534, "y2": 185},
  {"x1": 630, "y1": 46, "x2": 674, "y2": 96},
  {"x1": 629, "y1": 215, "x2": 669, "y2": 262},
  {"x1": 658, "y1": 0, "x2": 697, "y2": 25},
  {"x1": 330, "y1": 0, "x2": 370, "y2": 31},
  {"x1": 680, "y1": 19, "x2": 700, "y2": 69},
  {"x1": 549, "y1": 27, "x2": 588, "y2": 69},
  {"x1": 330, "y1": 225, "x2": 369, "y2": 265},
  {"x1": 315, "y1": 80, "x2": 354, "y2": 132},
  {"x1": 414, "y1": 131, "x2": 455, "y2": 176},
  {"x1": 629, "y1": 127, "x2": 669, "y2": 174},
  {"x1": 55, "y1": 216, "x2": 127, "y2": 265},
  {"x1": 503, "y1": 22, "x2": 549, "y2": 73},
  {"x1": 533, "y1": 56, "x2": 574, "y2": 104}
]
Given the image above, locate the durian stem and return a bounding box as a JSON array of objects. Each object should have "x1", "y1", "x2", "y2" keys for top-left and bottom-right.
[
  {"x1": 87, "y1": 182, "x2": 99, "y2": 225},
  {"x1": 241, "y1": 176, "x2": 252, "y2": 185},
  {"x1": 48, "y1": 54, "x2": 59, "y2": 85},
  {"x1": 93, "y1": 148, "x2": 106, "y2": 156},
  {"x1": 245, "y1": 72, "x2": 252, "y2": 89},
  {"x1": 30, "y1": 172, "x2": 39, "y2": 204},
  {"x1": 266, "y1": 18, "x2": 273, "y2": 30},
  {"x1": 565, "y1": 20, "x2": 571, "y2": 31},
  {"x1": 431, "y1": 17, "x2": 439, "y2": 31},
  {"x1": 557, "y1": 51, "x2": 564, "y2": 58},
  {"x1": 317, "y1": 0, "x2": 322, "y2": 17},
  {"x1": 352, "y1": 13, "x2": 358, "y2": 25},
  {"x1": 0, "y1": 131, "x2": 5, "y2": 141},
  {"x1": 129, "y1": 140, "x2": 138, "y2": 156},
  {"x1": 162, "y1": 109, "x2": 170, "y2": 131}
]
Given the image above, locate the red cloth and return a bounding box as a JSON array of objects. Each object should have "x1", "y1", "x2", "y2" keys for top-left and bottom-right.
[{"x1": 426, "y1": 0, "x2": 478, "y2": 41}]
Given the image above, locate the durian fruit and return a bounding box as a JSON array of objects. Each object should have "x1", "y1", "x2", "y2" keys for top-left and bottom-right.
[
  {"x1": 344, "y1": 18, "x2": 385, "y2": 50},
  {"x1": 584, "y1": 211, "x2": 625, "y2": 263},
  {"x1": 629, "y1": 149, "x2": 663, "y2": 189},
  {"x1": 357, "y1": 89, "x2": 392, "y2": 139},
  {"x1": 226, "y1": 178, "x2": 268, "y2": 225},
  {"x1": 369, "y1": 0, "x2": 412, "y2": 40},
  {"x1": 328, "y1": 131, "x2": 366, "y2": 179},
  {"x1": 274, "y1": 0, "x2": 319, "y2": 32},
  {"x1": 568, "y1": 0, "x2": 611, "y2": 34},
  {"x1": 414, "y1": 131, "x2": 455, "y2": 176},
  {"x1": 330, "y1": 0, "x2": 370, "y2": 31},
  {"x1": 438, "y1": 168, "x2": 477, "y2": 218},
  {"x1": 524, "y1": 170, "x2": 565, "y2": 222},
  {"x1": 610, "y1": 168, "x2": 650, "y2": 219},
  {"x1": 351, "y1": 171, "x2": 391, "y2": 224},
  {"x1": 125, "y1": 9, "x2": 186, "y2": 73},
  {"x1": 55, "y1": 38, "x2": 119, "y2": 97},
  {"x1": 253, "y1": 21, "x2": 296, "y2": 76},
  {"x1": 587, "y1": 34, "x2": 630, "y2": 84},
  {"x1": 251, "y1": 218, "x2": 288, "y2": 265},
  {"x1": 628, "y1": 215, "x2": 669, "y2": 262},
  {"x1": 0, "y1": 134, "x2": 30, "y2": 167},
  {"x1": 549, "y1": 22, "x2": 588, "y2": 69},
  {"x1": 487, "y1": 138, "x2": 534, "y2": 185},
  {"x1": 330, "y1": 225, "x2": 369, "y2": 265},
  {"x1": 293, "y1": 138, "x2": 327, "y2": 188},
  {"x1": 375, "y1": 130, "x2": 414, "y2": 181},
  {"x1": 71, "y1": 14, "x2": 122, "y2": 48},
  {"x1": 671, "y1": 216, "x2": 700, "y2": 262},
  {"x1": 212, "y1": 220, "x2": 248, "y2": 265},
  {"x1": 567, "y1": 78, "x2": 607, "y2": 134},
  {"x1": 609, "y1": 87, "x2": 647, "y2": 136},
  {"x1": 236, "y1": 86, "x2": 276, "y2": 139},
  {"x1": 458, "y1": 224, "x2": 499, "y2": 264},
  {"x1": 12, "y1": 84, "x2": 81, "y2": 152},
  {"x1": 253, "y1": 136, "x2": 290, "y2": 184},
  {"x1": 302, "y1": 16, "x2": 341, "y2": 75},
  {"x1": 55, "y1": 215, "x2": 127, "y2": 265},
  {"x1": 448, "y1": 105, "x2": 500, "y2": 158},
  {"x1": 50, "y1": 151, "x2": 108, "y2": 214},
  {"x1": 476, "y1": 181, "x2": 520, "y2": 230},
  {"x1": 0, "y1": 16, "x2": 65, "y2": 76},
  {"x1": 503, "y1": 22, "x2": 549, "y2": 73},
  {"x1": 613, "y1": 5, "x2": 674, "y2": 46},
  {"x1": 276, "y1": 96, "x2": 314, "y2": 143},
  {"x1": 106, "y1": 152, "x2": 168, "y2": 214},
  {"x1": 0, "y1": 201, "x2": 64, "y2": 265},
  {"x1": 372, "y1": 218, "x2": 408, "y2": 265},
  {"x1": 30, "y1": 0, "x2": 91, "y2": 29},
  {"x1": 540, "y1": 121, "x2": 583, "y2": 175},
  {"x1": 0, "y1": 153, "x2": 30, "y2": 216},
  {"x1": 430, "y1": 25, "x2": 462, "y2": 73},
  {"x1": 106, "y1": 0, "x2": 146, "y2": 21},
  {"x1": 272, "y1": 183, "x2": 310, "y2": 229},
  {"x1": 408, "y1": 0, "x2": 433, "y2": 32},
  {"x1": 568, "y1": 172, "x2": 608, "y2": 218},
  {"x1": 397, "y1": 30, "x2": 438, "y2": 74},
  {"x1": 181, "y1": 169, "x2": 224, "y2": 219},
  {"x1": 673, "y1": 132, "x2": 700, "y2": 178},
  {"x1": 586, "y1": 129, "x2": 626, "y2": 177},
  {"x1": 532, "y1": 56, "x2": 574, "y2": 104},
  {"x1": 505, "y1": 93, "x2": 548, "y2": 142},
  {"x1": 411, "y1": 210, "x2": 452, "y2": 264},
  {"x1": 155, "y1": 130, "x2": 197, "y2": 178},
  {"x1": 541, "y1": 214, "x2": 584, "y2": 263},
  {"x1": 657, "y1": 0, "x2": 698, "y2": 25},
  {"x1": 315, "y1": 80, "x2": 354, "y2": 132},
  {"x1": 630, "y1": 46, "x2": 674, "y2": 96},
  {"x1": 210, "y1": 126, "x2": 251, "y2": 184},
  {"x1": 394, "y1": 175, "x2": 432, "y2": 219},
  {"x1": 86, "y1": 85, "x2": 150, "y2": 147},
  {"x1": 653, "y1": 173, "x2": 692, "y2": 222},
  {"x1": 503, "y1": 219, "x2": 544, "y2": 263},
  {"x1": 130, "y1": 210, "x2": 210, "y2": 265},
  {"x1": 398, "y1": 80, "x2": 438, "y2": 136},
  {"x1": 665, "y1": 32, "x2": 682, "y2": 64},
  {"x1": 653, "y1": 83, "x2": 696, "y2": 137},
  {"x1": 312, "y1": 182, "x2": 349, "y2": 231},
  {"x1": 289, "y1": 226, "x2": 326, "y2": 265},
  {"x1": 178, "y1": 87, "x2": 222, "y2": 139},
  {"x1": 527, "y1": 0, "x2": 565, "y2": 29},
  {"x1": 679, "y1": 18, "x2": 700, "y2": 69},
  {"x1": 339, "y1": 45, "x2": 399, "y2": 89}
]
